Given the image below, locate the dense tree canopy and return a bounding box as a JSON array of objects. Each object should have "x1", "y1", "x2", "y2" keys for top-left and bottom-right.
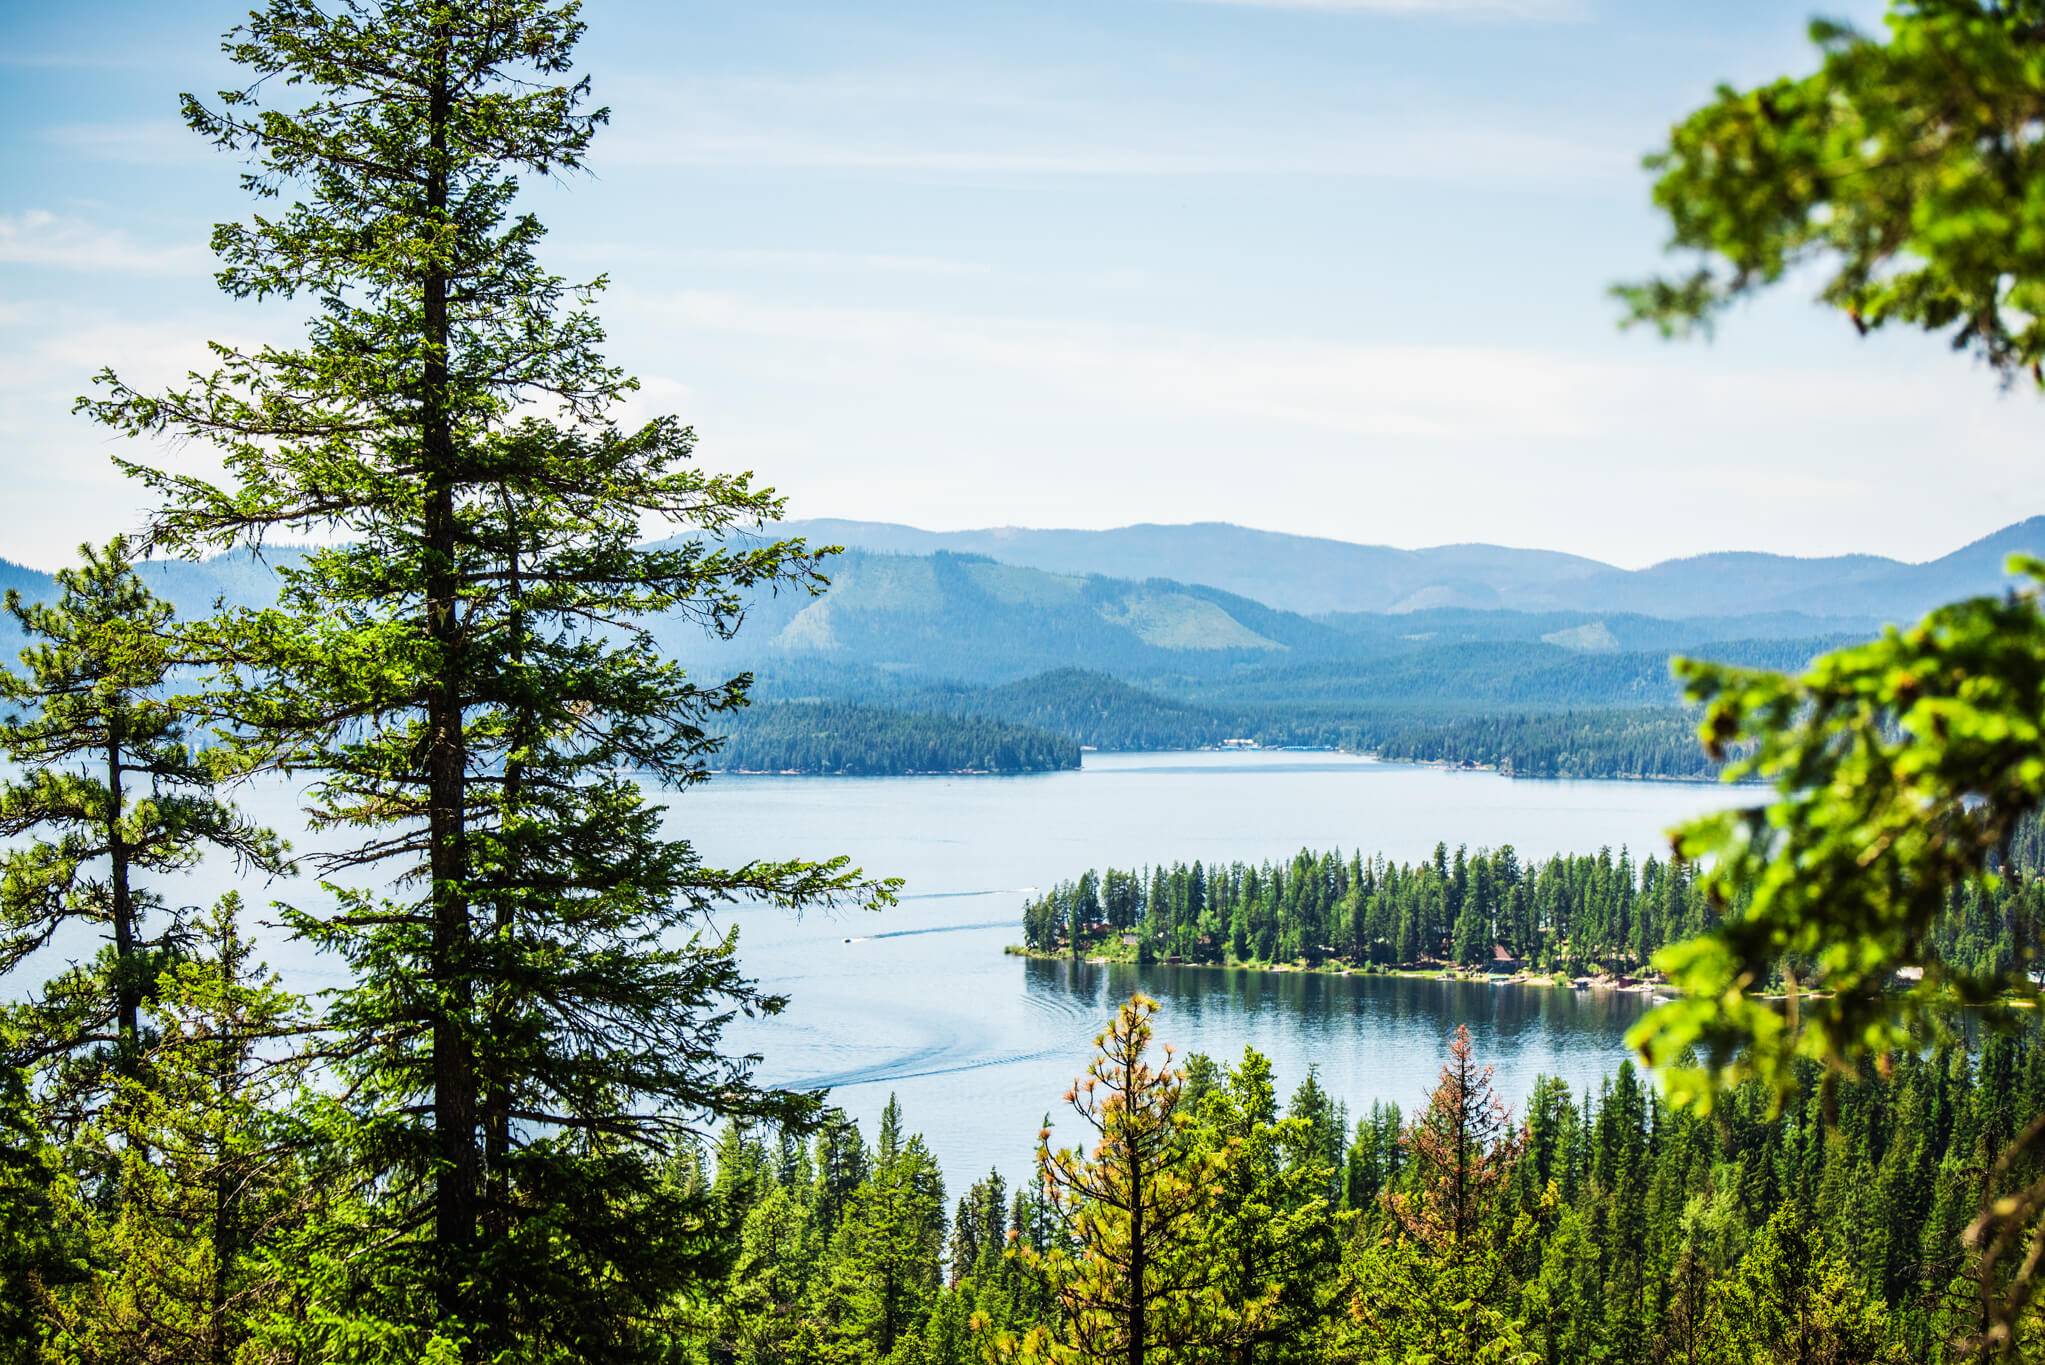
[
  {"x1": 716, "y1": 701, "x2": 1078, "y2": 776},
  {"x1": 1024, "y1": 834, "x2": 2045, "y2": 984},
  {"x1": 690, "y1": 998, "x2": 2043, "y2": 1363}
]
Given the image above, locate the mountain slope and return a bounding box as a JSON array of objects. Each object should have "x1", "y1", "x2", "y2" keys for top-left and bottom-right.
[
  {"x1": 663, "y1": 550, "x2": 1345, "y2": 683},
  {"x1": 777, "y1": 515, "x2": 2045, "y2": 621},
  {"x1": 779, "y1": 518, "x2": 1610, "y2": 615}
]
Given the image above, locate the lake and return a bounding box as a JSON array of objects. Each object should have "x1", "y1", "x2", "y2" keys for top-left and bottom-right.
[
  {"x1": 42, "y1": 749, "x2": 1741, "y2": 1185},
  {"x1": 677, "y1": 751, "x2": 1739, "y2": 1182}
]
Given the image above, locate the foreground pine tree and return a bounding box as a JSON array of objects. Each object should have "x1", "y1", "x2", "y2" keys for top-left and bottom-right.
[
  {"x1": 1352, "y1": 1024, "x2": 1529, "y2": 1363},
  {"x1": 43, "y1": 895, "x2": 312, "y2": 1365},
  {"x1": 1010, "y1": 993, "x2": 1217, "y2": 1365},
  {"x1": 80, "y1": 2, "x2": 884, "y2": 1356},
  {"x1": 0, "y1": 540, "x2": 279, "y2": 1120}
]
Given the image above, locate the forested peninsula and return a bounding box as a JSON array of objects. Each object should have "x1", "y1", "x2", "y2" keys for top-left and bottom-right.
[
  {"x1": 1019, "y1": 840, "x2": 2044, "y2": 984},
  {"x1": 714, "y1": 701, "x2": 1078, "y2": 775}
]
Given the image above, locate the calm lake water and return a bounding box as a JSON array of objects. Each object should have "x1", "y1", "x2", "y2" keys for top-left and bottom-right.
[
  {"x1": 677, "y1": 751, "x2": 1738, "y2": 1182},
  {"x1": 36, "y1": 750, "x2": 1741, "y2": 1185}
]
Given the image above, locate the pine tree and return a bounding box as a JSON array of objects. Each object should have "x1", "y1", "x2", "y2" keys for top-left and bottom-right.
[
  {"x1": 1391, "y1": 1024, "x2": 1522, "y2": 1253},
  {"x1": 1286, "y1": 1067, "x2": 1348, "y2": 1206},
  {"x1": 0, "y1": 540, "x2": 279, "y2": 1115},
  {"x1": 828, "y1": 1096, "x2": 947, "y2": 1357},
  {"x1": 1197, "y1": 1049, "x2": 1348, "y2": 1364},
  {"x1": 1009, "y1": 994, "x2": 1215, "y2": 1365},
  {"x1": 42, "y1": 895, "x2": 310, "y2": 1365},
  {"x1": 1362, "y1": 1024, "x2": 1530, "y2": 1363},
  {"x1": 0, "y1": 1052, "x2": 84, "y2": 1362},
  {"x1": 79, "y1": 3, "x2": 884, "y2": 1356}
]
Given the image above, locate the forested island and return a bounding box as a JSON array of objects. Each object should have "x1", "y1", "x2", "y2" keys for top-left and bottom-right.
[
  {"x1": 714, "y1": 701, "x2": 1078, "y2": 775},
  {"x1": 1019, "y1": 840, "x2": 2043, "y2": 984}
]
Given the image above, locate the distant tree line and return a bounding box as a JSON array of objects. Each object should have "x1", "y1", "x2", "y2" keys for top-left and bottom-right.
[
  {"x1": 698, "y1": 995, "x2": 2045, "y2": 1362},
  {"x1": 782, "y1": 667, "x2": 1730, "y2": 781},
  {"x1": 716, "y1": 701, "x2": 1078, "y2": 775},
  {"x1": 1020, "y1": 840, "x2": 2045, "y2": 981},
  {"x1": 1259, "y1": 707, "x2": 1724, "y2": 780}
]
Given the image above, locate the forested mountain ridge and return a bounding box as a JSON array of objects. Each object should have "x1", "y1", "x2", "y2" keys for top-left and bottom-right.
[
  {"x1": 772, "y1": 514, "x2": 2045, "y2": 620},
  {"x1": 0, "y1": 543, "x2": 1878, "y2": 690},
  {"x1": 0, "y1": 543, "x2": 1876, "y2": 779}
]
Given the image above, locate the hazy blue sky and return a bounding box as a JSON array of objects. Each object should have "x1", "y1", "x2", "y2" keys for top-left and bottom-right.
[{"x1": 1, "y1": 0, "x2": 2033, "y2": 570}]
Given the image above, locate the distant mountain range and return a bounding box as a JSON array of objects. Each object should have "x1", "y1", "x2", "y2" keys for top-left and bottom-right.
[
  {"x1": 772, "y1": 516, "x2": 2045, "y2": 621},
  {"x1": 652, "y1": 546, "x2": 1874, "y2": 693},
  {"x1": 0, "y1": 515, "x2": 2035, "y2": 708}
]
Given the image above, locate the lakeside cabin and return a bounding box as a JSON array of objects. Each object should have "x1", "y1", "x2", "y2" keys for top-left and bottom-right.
[{"x1": 1488, "y1": 944, "x2": 1521, "y2": 974}]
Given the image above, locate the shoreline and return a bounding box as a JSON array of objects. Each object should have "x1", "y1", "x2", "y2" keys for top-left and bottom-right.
[
  {"x1": 1002, "y1": 945, "x2": 1670, "y2": 997},
  {"x1": 710, "y1": 746, "x2": 1749, "y2": 788}
]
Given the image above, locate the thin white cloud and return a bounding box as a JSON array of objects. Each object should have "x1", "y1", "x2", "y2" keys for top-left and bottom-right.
[
  {"x1": 0, "y1": 211, "x2": 208, "y2": 275},
  {"x1": 606, "y1": 125, "x2": 1618, "y2": 184},
  {"x1": 629, "y1": 288, "x2": 2029, "y2": 466},
  {"x1": 1182, "y1": 0, "x2": 1584, "y2": 16},
  {"x1": 603, "y1": 59, "x2": 1623, "y2": 186},
  {"x1": 549, "y1": 241, "x2": 992, "y2": 278},
  {"x1": 654, "y1": 290, "x2": 1616, "y2": 441}
]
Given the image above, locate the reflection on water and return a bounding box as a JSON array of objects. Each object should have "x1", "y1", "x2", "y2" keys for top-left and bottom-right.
[{"x1": 1022, "y1": 956, "x2": 1649, "y2": 1116}]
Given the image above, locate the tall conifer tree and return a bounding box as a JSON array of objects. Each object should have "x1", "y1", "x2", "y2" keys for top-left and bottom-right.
[
  {"x1": 80, "y1": 2, "x2": 883, "y2": 1355},
  {"x1": 1016, "y1": 994, "x2": 1217, "y2": 1365},
  {"x1": 0, "y1": 540, "x2": 279, "y2": 1114}
]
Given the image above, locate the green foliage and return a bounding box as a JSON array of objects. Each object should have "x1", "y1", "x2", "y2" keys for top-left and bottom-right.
[
  {"x1": 826, "y1": 1097, "x2": 948, "y2": 1358},
  {"x1": 690, "y1": 1001, "x2": 2040, "y2": 1364},
  {"x1": 1616, "y1": 8, "x2": 2045, "y2": 1353},
  {"x1": 1618, "y1": 1, "x2": 2045, "y2": 380},
  {"x1": 1023, "y1": 843, "x2": 1756, "y2": 976},
  {"x1": 0, "y1": 540, "x2": 280, "y2": 1115},
  {"x1": 1195, "y1": 1054, "x2": 1350, "y2": 1362},
  {"x1": 1634, "y1": 577, "x2": 2045, "y2": 1109},
  {"x1": 40, "y1": 895, "x2": 312, "y2": 1364},
  {"x1": 1009, "y1": 994, "x2": 1217, "y2": 1364},
  {"x1": 0, "y1": 1053, "x2": 83, "y2": 1362}
]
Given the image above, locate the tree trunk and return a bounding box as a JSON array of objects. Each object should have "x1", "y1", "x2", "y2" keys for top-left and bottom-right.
[
  {"x1": 422, "y1": 24, "x2": 479, "y2": 1334},
  {"x1": 1128, "y1": 1112, "x2": 1145, "y2": 1365},
  {"x1": 106, "y1": 719, "x2": 137, "y2": 1067}
]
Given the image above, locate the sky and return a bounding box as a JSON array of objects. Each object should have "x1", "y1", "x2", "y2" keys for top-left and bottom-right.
[{"x1": 1, "y1": 0, "x2": 2035, "y2": 572}]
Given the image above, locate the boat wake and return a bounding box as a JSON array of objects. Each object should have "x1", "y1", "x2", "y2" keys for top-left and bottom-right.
[
  {"x1": 788, "y1": 1044, "x2": 1067, "y2": 1091},
  {"x1": 869, "y1": 919, "x2": 1013, "y2": 940}
]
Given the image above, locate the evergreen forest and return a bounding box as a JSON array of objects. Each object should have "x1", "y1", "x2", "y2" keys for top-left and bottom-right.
[
  {"x1": 1019, "y1": 838, "x2": 2045, "y2": 982},
  {"x1": 714, "y1": 702, "x2": 1078, "y2": 776},
  {"x1": 693, "y1": 997, "x2": 2043, "y2": 1365}
]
